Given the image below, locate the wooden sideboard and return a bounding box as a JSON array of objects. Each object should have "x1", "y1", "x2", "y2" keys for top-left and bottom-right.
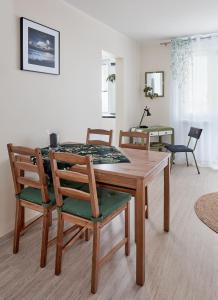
[{"x1": 130, "y1": 125, "x2": 174, "y2": 151}]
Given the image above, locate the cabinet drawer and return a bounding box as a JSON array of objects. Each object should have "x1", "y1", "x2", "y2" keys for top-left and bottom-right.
[
  {"x1": 158, "y1": 130, "x2": 173, "y2": 136},
  {"x1": 150, "y1": 131, "x2": 159, "y2": 136}
]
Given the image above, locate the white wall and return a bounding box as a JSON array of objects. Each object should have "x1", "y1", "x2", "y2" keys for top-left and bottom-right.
[
  {"x1": 140, "y1": 42, "x2": 171, "y2": 127},
  {"x1": 0, "y1": 0, "x2": 141, "y2": 237}
]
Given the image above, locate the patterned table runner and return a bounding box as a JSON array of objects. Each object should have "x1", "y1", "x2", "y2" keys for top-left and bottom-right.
[{"x1": 40, "y1": 143, "x2": 130, "y2": 181}]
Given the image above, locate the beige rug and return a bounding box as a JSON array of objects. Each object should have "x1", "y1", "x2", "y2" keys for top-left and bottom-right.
[{"x1": 195, "y1": 192, "x2": 218, "y2": 233}]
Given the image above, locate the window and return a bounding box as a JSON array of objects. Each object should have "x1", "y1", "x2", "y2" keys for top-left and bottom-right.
[
  {"x1": 183, "y1": 54, "x2": 208, "y2": 118},
  {"x1": 101, "y1": 58, "x2": 116, "y2": 118},
  {"x1": 102, "y1": 63, "x2": 109, "y2": 114}
]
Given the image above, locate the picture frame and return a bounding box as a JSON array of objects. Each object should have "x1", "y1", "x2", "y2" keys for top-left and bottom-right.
[
  {"x1": 20, "y1": 17, "x2": 60, "y2": 75},
  {"x1": 145, "y1": 71, "x2": 164, "y2": 97}
]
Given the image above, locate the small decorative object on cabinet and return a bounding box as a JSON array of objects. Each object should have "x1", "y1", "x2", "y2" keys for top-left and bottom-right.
[
  {"x1": 106, "y1": 73, "x2": 116, "y2": 82},
  {"x1": 139, "y1": 106, "x2": 151, "y2": 128}
]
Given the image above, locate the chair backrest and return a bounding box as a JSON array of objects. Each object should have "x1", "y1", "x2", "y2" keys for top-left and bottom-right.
[
  {"x1": 187, "y1": 127, "x2": 203, "y2": 150},
  {"x1": 49, "y1": 151, "x2": 99, "y2": 218},
  {"x1": 7, "y1": 144, "x2": 49, "y2": 202},
  {"x1": 86, "y1": 128, "x2": 113, "y2": 146},
  {"x1": 119, "y1": 130, "x2": 150, "y2": 150},
  {"x1": 188, "y1": 127, "x2": 203, "y2": 140}
]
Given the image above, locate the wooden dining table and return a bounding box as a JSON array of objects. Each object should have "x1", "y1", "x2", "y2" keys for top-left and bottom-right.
[
  {"x1": 91, "y1": 148, "x2": 171, "y2": 286},
  {"x1": 41, "y1": 143, "x2": 170, "y2": 286}
]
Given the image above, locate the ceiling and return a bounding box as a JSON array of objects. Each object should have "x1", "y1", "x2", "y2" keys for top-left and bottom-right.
[{"x1": 65, "y1": 0, "x2": 218, "y2": 42}]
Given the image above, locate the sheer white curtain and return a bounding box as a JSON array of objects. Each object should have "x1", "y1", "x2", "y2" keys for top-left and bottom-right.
[{"x1": 171, "y1": 36, "x2": 218, "y2": 169}]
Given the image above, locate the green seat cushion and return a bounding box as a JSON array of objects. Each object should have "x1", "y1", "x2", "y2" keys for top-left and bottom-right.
[
  {"x1": 62, "y1": 187, "x2": 131, "y2": 222},
  {"x1": 19, "y1": 186, "x2": 56, "y2": 206},
  {"x1": 19, "y1": 180, "x2": 85, "y2": 206}
]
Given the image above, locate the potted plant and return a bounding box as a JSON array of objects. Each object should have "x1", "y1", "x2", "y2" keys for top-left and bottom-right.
[
  {"x1": 143, "y1": 85, "x2": 158, "y2": 99},
  {"x1": 106, "y1": 74, "x2": 116, "y2": 83}
]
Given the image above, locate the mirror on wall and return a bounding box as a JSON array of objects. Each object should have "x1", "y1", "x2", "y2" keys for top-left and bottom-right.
[{"x1": 145, "y1": 71, "x2": 164, "y2": 98}]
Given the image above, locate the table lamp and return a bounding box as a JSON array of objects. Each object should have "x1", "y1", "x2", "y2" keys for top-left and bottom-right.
[{"x1": 139, "y1": 106, "x2": 151, "y2": 128}]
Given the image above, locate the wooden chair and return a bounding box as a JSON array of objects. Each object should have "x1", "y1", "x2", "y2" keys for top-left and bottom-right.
[
  {"x1": 50, "y1": 151, "x2": 131, "y2": 294},
  {"x1": 119, "y1": 130, "x2": 150, "y2": 150},
  {"x1": 7, "y1": 144, "x2": 56, "y2": 268},
  {"x1": 86, "y1": 128, "x2": 113, "y2": 146},
  {"x1": 119, "y1": 130, "x2": 150, "y2": 219}
]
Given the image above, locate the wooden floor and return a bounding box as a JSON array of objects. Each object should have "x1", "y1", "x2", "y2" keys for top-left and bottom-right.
[{"x1": 0, "y1": 165, "x2": 218, "y2": 300}]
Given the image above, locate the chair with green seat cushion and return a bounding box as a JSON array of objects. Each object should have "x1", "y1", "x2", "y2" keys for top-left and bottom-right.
[
  {"x1": 50, "y1": 150, "x2": 131, "y2": 294},
  {"x1": 62, "y1": 187, "x2": 131, "y2": 222},
  {"x1": 7, "y1": 143, "x2": 57, "y2": 268}
]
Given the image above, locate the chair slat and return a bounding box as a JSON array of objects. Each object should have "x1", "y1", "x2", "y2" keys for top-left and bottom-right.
[
  {"x1": 56, "y1": 170, "x2": 89, "y2": 184},
  {"x1": 70, "y1": 165, "x2": 88, "y2": 175},
  {"x1": 15, "y1": 155, "x2": 32, "y2": 163},
  {"x1": 120, "y1": 131, "x2": 149, "y2": 138},
  {"x1": 15, "y1": 161, "x2": 38, "y2": 173},
  {"x1": 87, "y1": 140, "x2": 110, "y2": 146},
  {"x1": 17, "y1": 176, "x2": 41, "y2": 189},
  {"x1": 10, "y1": 146, "x2": 36, "y2": 156},
  {"x1": 120, "y1": 143, "x2": 148, "y2": 150},
  {"x1": 53, "y1": 152, "x2": 89, "y2": 165},
  {"x1": 58, "y1": 187, "x2": 91, "y2": 201},
  {"x1": 87, "y1": 129, "x2": 112, "y2": 135},
  {"x1": 86, "y1": 128, "x2": 113, "y2": 146}
]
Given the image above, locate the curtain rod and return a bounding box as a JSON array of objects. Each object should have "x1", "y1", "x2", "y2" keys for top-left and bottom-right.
[{"x1": 160, "y1": 33, "x2": 218, "y2": 46}]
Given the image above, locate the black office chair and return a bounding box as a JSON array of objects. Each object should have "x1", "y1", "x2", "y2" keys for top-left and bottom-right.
[{"x1": 164, "y1": 127, "x2": 203, "y2": 174}]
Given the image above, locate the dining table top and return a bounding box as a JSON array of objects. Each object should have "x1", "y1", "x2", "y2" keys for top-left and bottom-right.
[
  {"x1": 40, "y1": 143, "x2": 170, "y2": 180},
  {"x1": 93, "y1": 147, "x2": 170, "y2": 180},
  {"x1": 39, "y1": 143, "x2": 170, "y2": 189}
]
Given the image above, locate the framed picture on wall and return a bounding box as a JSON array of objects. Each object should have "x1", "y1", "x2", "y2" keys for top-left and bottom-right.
[{"x1": 20, "y1": 17, "x2": 60, "y2": 75}]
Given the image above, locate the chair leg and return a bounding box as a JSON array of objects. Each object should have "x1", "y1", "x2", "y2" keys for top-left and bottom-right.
[
  {"x1": 55, "y1": 213, "x2": 64, "y2": 275},
  {"x1": 185, "y1": 152, "x2": 189, "y2": 167},
  {"x1": 85, "y1": 229, "x2": 91, "y2": 241},
  {"x1": 192, "y1": 152, "x2": 200, "y2": 174},
  {"x1": 125, "y1": 203, "x2": 130, "y2": 256},
  {"x1": 134, "y1": 198, "x2": 137, "y2": 243},
  {"x1": 145, "y1": 186, "x2": 148, "y2": 219},
  {"x1": 48, "y1": 210, "x2": 52, "y2": 227},
  {"x1": 20, "y1": 206, "x2": 25, "y2": 231},
  {"x1": 170, "y1": 152, "x2": 174, "y2": 170},
  {"x1": 13, "y1": 200, "x2": 22, "y2": 254},
  {"x1": 91, "y1": 223, "x2": 100, "y2": 294},
  {"x1": 40, "y1": 208, "x2": 50, "y2": 268}
]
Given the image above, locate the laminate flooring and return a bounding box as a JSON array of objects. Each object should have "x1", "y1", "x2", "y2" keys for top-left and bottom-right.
[{"x1": 0, "y1": 165, "x2": 217, "y2": 300}]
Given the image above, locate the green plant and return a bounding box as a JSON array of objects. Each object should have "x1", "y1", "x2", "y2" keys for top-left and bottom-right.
[
  {"x1": 106, "y1": 74, "x2": 116, "y2": 83},
  {"x1": 143, "y1": 85, "x2": 158, "y2": 99}
]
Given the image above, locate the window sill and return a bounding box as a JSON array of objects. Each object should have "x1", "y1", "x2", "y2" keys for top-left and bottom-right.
[{"x1": 102, "y1": 113, "x2": 116, "y2": 119}]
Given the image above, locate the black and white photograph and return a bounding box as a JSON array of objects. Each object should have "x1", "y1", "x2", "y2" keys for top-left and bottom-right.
[{"x1": 20, "y1": 17, "x2": 60, "y2": 74}]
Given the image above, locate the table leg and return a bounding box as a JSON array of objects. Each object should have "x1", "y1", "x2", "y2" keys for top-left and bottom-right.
[
  {"x1": 159, "y1": 135, "x2": 163, "y2": 151},
  {"x1": 171, "y1": 130, "x2": 175, "y2": 161},
  {"x1": 145, "y1": 185, "x2": 148, "y2": 219},
  {"x1": 164, "y1": 157, "x2": 170, "y2": 232},
  {"x1": 135, "y1": 178, "x2": 145, "y2": 286}
]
